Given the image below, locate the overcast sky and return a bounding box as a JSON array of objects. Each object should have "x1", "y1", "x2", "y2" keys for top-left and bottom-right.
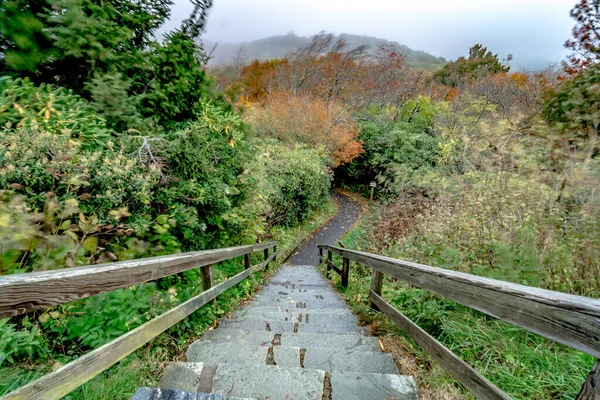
[{"x1": 166, "y1": 0, "x2": 576, "y2": 70}]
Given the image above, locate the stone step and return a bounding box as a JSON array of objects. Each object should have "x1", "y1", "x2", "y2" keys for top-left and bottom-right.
[
  {"x1": 236, "y1": 305, "x2": 354, "y2": 315},
  {"x1": 330, "y1": 371, "x2": 418, "y2": 400},
  {"x1": 247, "y1": 299, "x2": 347, "y2": 309},
  {"x1": 186, "y1": 341, "x2": 397, "y2": 373},
  {"x1": 218, "y1": 316, "x2": 365, "y2": 335},
  {"x1": 231, "y1": 310, "x2": 359, "y2": 325},
  {"x1": 154, "y1": 362, "x2": 417, "y2": 400},
  {"x1": 201, "y1": 329, "x2": 380, "y2": 351},
  {"x1": 159, "y1": 362, "x2": 325, "y2": 400},
  {"x1": 257, "y1": 286, "x2": 334, "y2": 295},
  {"x1": 131, "y1": 387, "x2": 252, "y2": 400}
]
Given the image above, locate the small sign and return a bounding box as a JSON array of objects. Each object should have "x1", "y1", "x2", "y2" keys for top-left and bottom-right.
[{"x1": 369, "y1": 181, "x2": 377, "y2": 188}]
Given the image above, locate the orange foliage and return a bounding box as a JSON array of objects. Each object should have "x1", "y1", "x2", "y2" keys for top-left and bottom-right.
[
  {"x1": 239, "y1": 59, "x2": 288, "y2": 103},
  {"x1": 246, "y1": 92, "x2": 363, "y2": 167}
]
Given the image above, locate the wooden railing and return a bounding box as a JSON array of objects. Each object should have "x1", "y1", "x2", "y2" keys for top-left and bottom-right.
[
  {"x1": 318, "y1": 244, "x2": 600, "y2": 400},
  {"x1": 0, "y1": 242, "x2": 278, "y2": 400}
]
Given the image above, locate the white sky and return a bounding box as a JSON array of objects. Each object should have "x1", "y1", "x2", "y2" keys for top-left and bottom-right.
[{"x1": 166, "y1": 0, "x2": 576, "y2": 69}]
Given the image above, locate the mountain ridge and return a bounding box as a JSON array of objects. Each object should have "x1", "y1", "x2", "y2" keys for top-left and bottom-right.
[{"x1": 203, "y1": 32, "x2": 447, "y2": 69}]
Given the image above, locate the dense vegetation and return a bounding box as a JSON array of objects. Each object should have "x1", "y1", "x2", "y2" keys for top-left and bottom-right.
[
  {"x1": 1, "y1": 0, "x2": 599, "y2": 398},
  {"x1": 0, "y1": 0, "x2": 337, "y2": 396}
]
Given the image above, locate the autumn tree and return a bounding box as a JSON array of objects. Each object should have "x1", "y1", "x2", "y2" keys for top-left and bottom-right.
[{"x1": 245, "y1": 92, "x2": 363, "y2": 167}]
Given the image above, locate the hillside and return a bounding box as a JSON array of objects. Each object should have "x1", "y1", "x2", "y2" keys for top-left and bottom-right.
[{"x1": 203, "y1": 32, "x2": 447, "y2": 69}]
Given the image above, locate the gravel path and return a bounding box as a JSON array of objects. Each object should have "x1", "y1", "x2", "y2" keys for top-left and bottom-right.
[{"x1": 288, "y1": 191, "x2": 362, "y2": 266}]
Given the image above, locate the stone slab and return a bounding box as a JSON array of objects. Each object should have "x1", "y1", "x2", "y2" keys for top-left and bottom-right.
[
  {"x1": 212, "y1": 363, "x2": 324, "y2": 400},
  {"x1": 187, "y1": 341, "x2": 267, "y2": 364},
  {"x1": 201, "y1": 329, "x2": 275, "y2": 347},
  {"x1": 223, "y1": 316, "x2": 363, "y2": 335},
  {"x1": 204, "y1": 328, "x2": 380, "y2": 351},
  {"x1": 131, "y1": 387, "x2": 227, "y2": 400},
  {"x1": 235, "y1": 308, "x2": 355, "y2": 318},
  {"x1": 159, "y1": 362, "x2": 205, "y2": 393},
  {"x1": 303, "y1": 348, "x2": 398, "y2": 374},
  {"x1": 330, "y1": 372, "x2": 418, "y2": 400},
  {"x1": 280, "y1": 332, "x2": 379, "y2": 351},
  {"x1": 219, "y1": 318, "x2": 296, "y2": 333},
  {"x1": 231, "y1": 311, "x2": 357, "y2": 325}
]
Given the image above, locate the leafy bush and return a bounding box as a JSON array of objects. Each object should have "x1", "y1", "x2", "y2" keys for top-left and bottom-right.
[
  {"x1": 0, "y1": 77, "x2": 113, "y2": 149},
  {"x1": 244, "y1": 142, "x2": 330, "y2": 227}
]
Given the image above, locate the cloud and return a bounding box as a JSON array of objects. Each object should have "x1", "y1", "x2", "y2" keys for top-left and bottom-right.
[{"x1": 163, "y1": 0, "x2": 575, "y2": 69}]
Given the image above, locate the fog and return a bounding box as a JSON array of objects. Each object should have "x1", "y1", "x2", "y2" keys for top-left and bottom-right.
[{"x1": 165, "y1": 0, "x2": 575, "y2": 69}]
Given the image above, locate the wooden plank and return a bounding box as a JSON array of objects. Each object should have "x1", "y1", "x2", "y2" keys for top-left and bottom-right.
[
  {"x1": 370, "y1": 269, "x2": 384, "y2": 311},
  {"x1": 370, "y1": 291, "x2": 511, "y2": 400},
  {"x1": 576, "y1": 359, "x2": 600, "y2": 399},
  {"x1": 1, "y1": 251, "x2": 278, "y2": 400},
  {"x1": 325, "y1": 259, "x2": 342, "y2": 276},
  {"x1": 0, "y1": 242, "x2": 277, "y2": 319},
  {"x1": 319, "y1": 245, "x2": 600, "y2": 358}
]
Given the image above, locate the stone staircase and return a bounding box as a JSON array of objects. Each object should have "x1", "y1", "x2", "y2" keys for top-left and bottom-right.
[{"x1": 132, "y1": 264, "x2": 418, "y2": 400}]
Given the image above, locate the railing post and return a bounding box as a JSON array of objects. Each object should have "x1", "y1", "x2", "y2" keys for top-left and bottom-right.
[
  {"x1": 327, "y1": 250, "x2": 332, "y2": 279},
  {"x1": 370, "y1": 269, "x2": 384, "y2": 311},
  {"x1": 576, "y1": 359, "x2": 600, "y2": 399},
  {"x1": 264, "y1": 247, "x2": 269, "y2": 271},
  {"x1": 341, "y1": 257, "x2": 349, "y2": 289},
  {"x1": 200, "y1": 264, "x2": 214, "y2": 305},
  {"x1": 244, "y1": 253, "x2": 251, "y2": 270}
]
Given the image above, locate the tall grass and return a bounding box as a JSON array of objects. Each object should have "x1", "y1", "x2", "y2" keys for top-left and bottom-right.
[{"x1": 322, "y1": 203, "x2": 596, "y2": 399}]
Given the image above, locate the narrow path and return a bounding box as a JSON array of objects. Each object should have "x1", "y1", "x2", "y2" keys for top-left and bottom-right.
[
  {"x1": 133, "y1": 192, "x2": 418, "y2": 399},
  {"x1": 289, "y1": 191, "x2": 361, "y2": 266}
]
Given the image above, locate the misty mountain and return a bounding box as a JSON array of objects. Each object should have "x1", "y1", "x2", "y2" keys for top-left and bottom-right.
[{"x1": 202, "y1": 32, "x2": 447, "y2": 69}]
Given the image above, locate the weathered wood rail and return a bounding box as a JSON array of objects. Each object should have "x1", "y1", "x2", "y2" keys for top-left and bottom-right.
[
  {"x1": 318, "y1": 244, "x2": 600, "y2": 400},
  {"x1": 0, "y1": 242, "x2": 278, "y2": 400}
]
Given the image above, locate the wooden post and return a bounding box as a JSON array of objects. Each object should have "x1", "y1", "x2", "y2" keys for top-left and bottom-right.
[
  {"x1": 200, "y1": 264, "x2": 214, "y2": 305},
  {"x1": 319, "y1": 247, "x2": 323, "y2": 263},
  {"x1": 341, "y1": 257, "x2": 350, "y2": 289},
  {"x1": 370, "y1": 269, "x2": 384, "y2": 311},
  {"x1": 264, "y1": 248, "x2": 269, "y2": 271},
  {"x1": 370, "y1": 186, "x2": 374, "y2": 201},
  {"x1": 576, "y1": 359, "x2": 600, "y2": 399},
  {"x1": 244, "y1": 253, "x2": 251, "y2": 270},
  {"x1": 327, "y1": 250, "x2": 332, "y2": 279}
]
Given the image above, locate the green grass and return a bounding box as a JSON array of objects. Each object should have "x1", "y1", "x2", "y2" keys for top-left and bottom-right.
[
  {"x1": 0, "y1": 199, "x2": 338, "y2": 400},
  {"x1": 319, "y1": 202, "x2": 595, "y2": 400}
]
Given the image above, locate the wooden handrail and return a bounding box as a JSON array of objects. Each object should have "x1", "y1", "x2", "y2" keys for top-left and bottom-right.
[
  {"x1": 318, "y1": 244, "x2": 600, "y2": 358},
  {"x1": 318, "y1": 244, "x2": 600, "y2": 399},
  {"x1": 0, "y1": 242, "x2": 277, "y2": 319},
  {"x1": 1, "y1": 243, "x2": 278, "y2": 400}
]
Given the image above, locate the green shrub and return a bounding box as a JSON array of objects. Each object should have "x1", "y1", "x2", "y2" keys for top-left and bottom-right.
[
  {"x1": 244, "y1": 142, "x2": 330, "y2": 227},
  {"x1": 0, "y1": 77, "x2": 113, "y2": 149},
  {"x1": 0, "y1": 317, "x2": 46, "y2": 367},
  {"x1": 337, "y1": 117, "x2": 439, "y2": 197}
]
